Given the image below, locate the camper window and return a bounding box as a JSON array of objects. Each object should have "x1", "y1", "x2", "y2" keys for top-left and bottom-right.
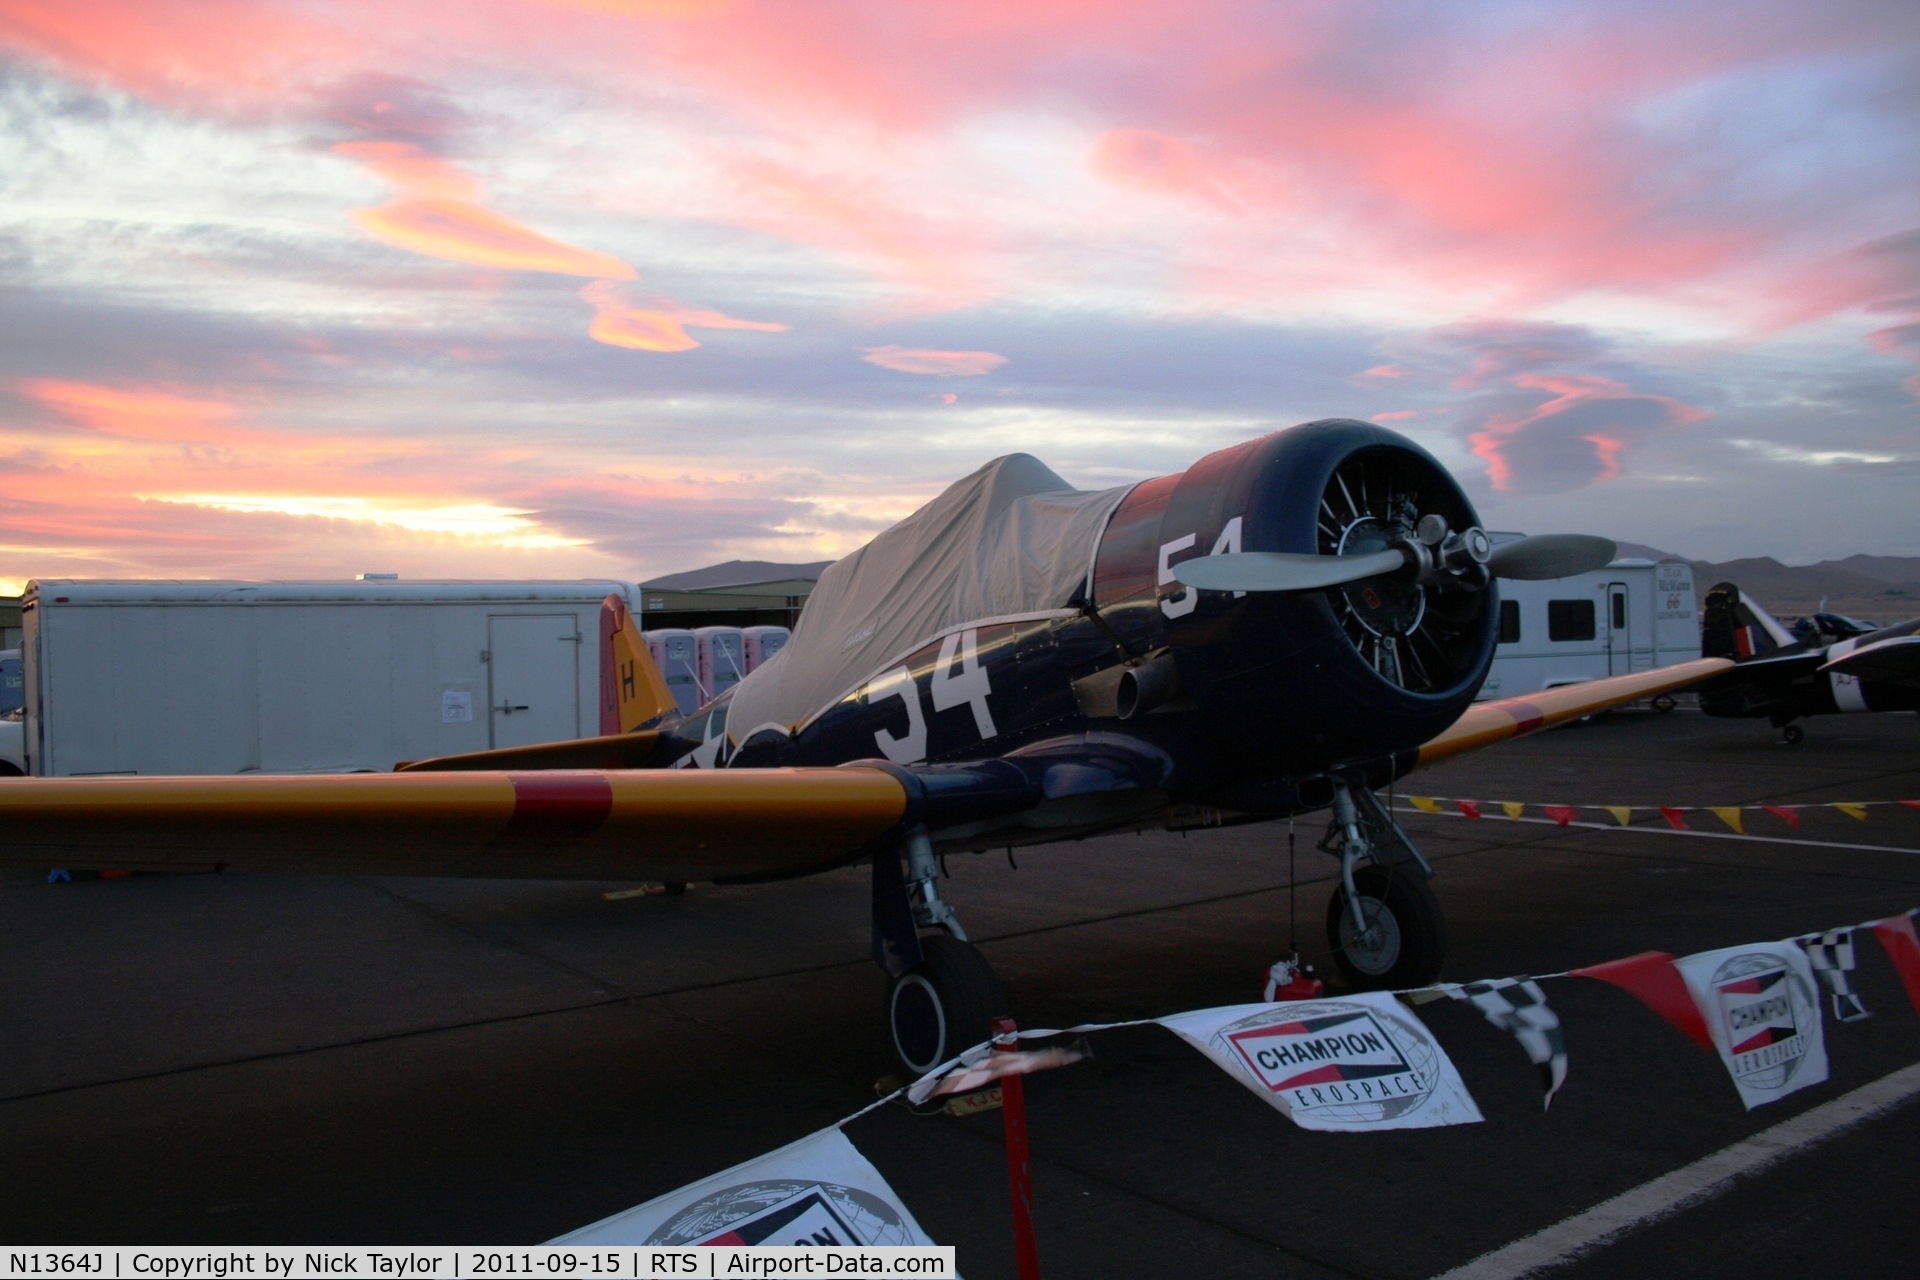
[
  {"x1": 1548, "y1": 599, "x2": 1595, "y2": 642},
  {"x1": 1498, "y1": 599, "x2": 1520, "y2": 644}
]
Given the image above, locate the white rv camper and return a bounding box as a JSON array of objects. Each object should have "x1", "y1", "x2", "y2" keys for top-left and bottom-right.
[
  {"x1": 18, "y1": 579, "x2": 639, "y2": 776},
  {"x1": 1479, "y1": 547, "x2": 1699, "y2": 700}
]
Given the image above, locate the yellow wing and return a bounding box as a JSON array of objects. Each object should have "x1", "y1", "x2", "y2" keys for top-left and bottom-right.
[
  {"x1": 0, "y1": 768, "x2": 909, "y2": 883},
  {"x1": 1415, "y1": 657, "x2": 1731, "y2": 768},
  {"x1": 0, "y1": 656, "x2": 1730, "y2": 884}
]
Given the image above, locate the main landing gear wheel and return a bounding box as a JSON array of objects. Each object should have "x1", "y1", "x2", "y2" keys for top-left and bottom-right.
[
  {"x1": 1326, "y1": 866, "x2": 1446, "y2": 989},
  {"x1": 888, "y1": 934, "x2": 1005, "y2": 1076},
  {"x1": 1782, "y1": 724, "x2": 1804, "y2": 745}
]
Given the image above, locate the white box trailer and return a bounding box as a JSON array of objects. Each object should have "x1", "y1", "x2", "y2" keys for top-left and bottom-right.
[
  {"x1": 19, "y1": 579, "x2": 639, "y2": 776},
  {"x1": 1478, "y1": 554, "x2": 1699, "y2": 700}
]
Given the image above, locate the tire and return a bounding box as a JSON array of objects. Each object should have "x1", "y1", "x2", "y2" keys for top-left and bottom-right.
[
  {"x1": 1782, "y1": 724, "x2": 1804, "y2": 745},
  {"x1": 1326, "y1": 865, "x2": 1446, "y2": 989},
  {"x1": 887, "y1": 934, "x2": 1005, "y2": 1075}
]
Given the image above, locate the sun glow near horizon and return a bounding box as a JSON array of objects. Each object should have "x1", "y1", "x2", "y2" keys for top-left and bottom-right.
[{"x1": 151, "y1": 496, "x2": 589, "y2": 550}]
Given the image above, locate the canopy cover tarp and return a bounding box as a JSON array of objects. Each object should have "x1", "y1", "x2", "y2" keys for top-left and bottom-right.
[{"x1": 724, "y1": 454, "x2": 1132, "y2": 736}]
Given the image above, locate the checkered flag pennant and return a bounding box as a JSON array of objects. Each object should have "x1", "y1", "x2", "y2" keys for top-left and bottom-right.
[
  {"x1": 1796, "y1": 928, "x2": 1871, "y2": 1022},
  {"x1": 1450, "y1": 979, "x2": 1568, "y2": 1108}
]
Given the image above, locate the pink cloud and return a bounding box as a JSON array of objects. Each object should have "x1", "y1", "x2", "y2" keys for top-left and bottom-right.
[
  {"x1": 7, "y1": 0, "x2": 1907, "y2": 324},
  {"x1": 348, "y1": 197, "x2": 635, "y2": 279},
  {"x1": 1466, "y1": 373, "x2": 1707, "y2": 491},
  {"x1": 333, "y1": 140, "x2": 482, "y2": 201},
  {"x1": 1090, "y1": 129, "x2": 1239, "y2": 210},
  {"x1": 1371, "y1": 410, "x2": 1416, "y2": 422},
  {"x1": 1362, "y1": 365, "x2": 1407, "y2": 379},
  {"x1": 1866, "y1": 318, "x2": 1920, "y2": 399},
  {"x1": 718, "y1": 153, "x2": 1001, "y2": 307},
  {"x1": 335, "y1": 138, "x2": 635, "y2": 281},
  {"x1": 581, "y1": 281, "x2": 786, "y2": 353},
  {"x1": 16, "y1": 379, "x2": 263, "y2": 445},
  {"x1": 1584, "y1": 432, "x2": 1627, "y2": 483},
  {"x1": 859, "y1": 345, "x2": 1006, "y2": 375},
  {"x1": 0, "y1": 0, "x2": 356, "y2": 103},
  {"x1": 545, "y1": 0, "x2": 733, "y2": 16}
]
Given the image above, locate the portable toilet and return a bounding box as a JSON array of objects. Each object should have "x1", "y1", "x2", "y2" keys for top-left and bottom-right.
[
  {"x1": 740, "y1": 626, "x2": 791, "y2": 673},
  {"x1": 695, "y1": 626, "x2": 747, "y2": 701},
  {"x1": 644, "y1": 628, "x2": 704, "y2": 715},
  {"x1": 0, "y1": 649, "x2": 21, "y2": 717}
]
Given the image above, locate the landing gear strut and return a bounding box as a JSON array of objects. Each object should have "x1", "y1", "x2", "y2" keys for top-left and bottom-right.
[
  {"x1": 1320, "y1": 778, "x2": 1446, "y2": 988},
  {"x1": 875, "y1": 828, "x2": 1005, "y2": 1074}
]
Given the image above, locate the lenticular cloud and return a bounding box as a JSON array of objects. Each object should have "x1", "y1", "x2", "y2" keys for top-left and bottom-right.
[{"x1": 858, "y1": 346, "x2": 1007, "y2": 376}]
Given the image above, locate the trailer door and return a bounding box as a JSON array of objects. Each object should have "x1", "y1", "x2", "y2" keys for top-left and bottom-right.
[
  {"x1": 487, "y1": 613, "x2": 583, "y2": 748},
  {"x1": 1605, "y1": 582, "x2": 1630, "y2": 674}
]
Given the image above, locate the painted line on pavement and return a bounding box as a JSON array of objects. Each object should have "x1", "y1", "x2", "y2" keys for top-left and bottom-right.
[
  {"x1": 1393, "y1": 806, "x2": 1920, "y2": 856},
  {"x1": 1430, "y1": 1059, "x2": 1920, "y2": 1280}
]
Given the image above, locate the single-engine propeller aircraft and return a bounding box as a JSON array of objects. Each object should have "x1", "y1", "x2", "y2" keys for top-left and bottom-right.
[
  {"x1": 0, "y1": 421, "x2": 1727, "y2": 1072},
  {"x1": 1691, "y1": 582, "x2": 1920, "y2": 743}
]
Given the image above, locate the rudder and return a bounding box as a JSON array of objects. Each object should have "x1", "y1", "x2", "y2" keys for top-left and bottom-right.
[
  {"x1": 1700, "y1": 582, "x2": 1794, "y2": 661},
  {"x1": 600, "y1": 595, "x2": 678, "y2": 733}
]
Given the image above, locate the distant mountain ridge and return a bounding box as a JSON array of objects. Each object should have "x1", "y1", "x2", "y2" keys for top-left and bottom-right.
[{"x1": 1611, "y1": 543, "x2": 1920, "y2": 622}]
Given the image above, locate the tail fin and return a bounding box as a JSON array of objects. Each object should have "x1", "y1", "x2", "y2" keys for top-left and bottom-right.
[
  {"x1": 1700, "y1": 582, "x2": 1796, "y2": 661},
  {"x1": 600, "y1": 595, "x2": 677, "y2": 733}
]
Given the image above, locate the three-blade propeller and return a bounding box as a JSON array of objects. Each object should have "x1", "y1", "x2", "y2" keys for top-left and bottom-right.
[{"x1": 1173, "y1": 532, "x2": 1617, "y2": 594}]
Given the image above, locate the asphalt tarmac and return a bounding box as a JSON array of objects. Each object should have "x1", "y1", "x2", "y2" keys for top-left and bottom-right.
[{"x1": 4, "y1": 708, "x2": 1919, "y2": 1278}]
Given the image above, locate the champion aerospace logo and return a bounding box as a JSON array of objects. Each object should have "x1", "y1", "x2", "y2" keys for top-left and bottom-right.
[
  {"x1": 1215, "y1": 1000, "x2": 1441, "y2": 1124},
  {"x1": 644, "y1": 1180, "x2": 912, "y2": 1247},
  {"x1": 1712, "y1": 953, "x2": 1816, "y2": 1090}
]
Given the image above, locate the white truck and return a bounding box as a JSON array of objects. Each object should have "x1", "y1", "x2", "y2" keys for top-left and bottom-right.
[
  {"x1": 1479, "y1": 549, "x2": 1699, "y2": 700},
  {"x1": 15, "y1": 579, "x2": 640, "y2": 776}
]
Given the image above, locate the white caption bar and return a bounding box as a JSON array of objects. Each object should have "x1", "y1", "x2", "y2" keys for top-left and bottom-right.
[{"x1": 2, "y1": 1250, "x2": 956, "y2": 1280}]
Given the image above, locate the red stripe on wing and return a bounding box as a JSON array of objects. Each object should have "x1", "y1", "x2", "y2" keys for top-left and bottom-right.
[{"x1": 505, "y1": 773, "x2": 614, "y2": 837}]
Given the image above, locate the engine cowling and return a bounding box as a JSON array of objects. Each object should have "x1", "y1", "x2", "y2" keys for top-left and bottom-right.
[{"x1": 1089, "y1": 419, "x2": 1499, "y2": 782}]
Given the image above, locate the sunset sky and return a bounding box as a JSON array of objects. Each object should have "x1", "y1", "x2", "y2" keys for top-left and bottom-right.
[{"x1": 2, "y1": 0, "x2": 1916, "y2": 595}]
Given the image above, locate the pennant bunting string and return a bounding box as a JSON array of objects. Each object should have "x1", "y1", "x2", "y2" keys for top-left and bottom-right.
[
  {"x1": 1796, "y1": 928, "x2": 1870, "y2": 1023},
  {"x1": 1871, "y1": 911, "x2": 1920, "y2": 1018},
  {"x1": 1389, "y1": 796, "x2": 1917, "y2": 828},
  {"x1": 1448, "y1": 979, "x2": 1569, "y2": 1109}
]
